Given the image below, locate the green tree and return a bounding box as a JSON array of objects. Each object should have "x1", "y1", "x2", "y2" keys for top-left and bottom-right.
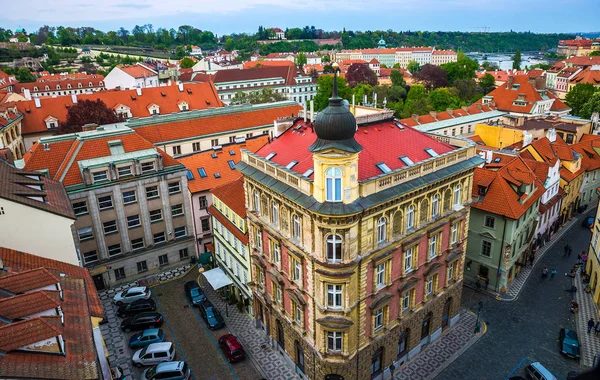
[
  {"x1": 175, "y1": 46, "x2": 185, "y2": 59},
  {"x1": 407, "y1": 60, "x2": 421, "y2": 73},
  {"x1": 589, "y1": 51, "x2": 600, "y2": 57},
  {"x1": 440, "y1": 52, "x2": 479, "y2": 84},
  {"x1": 295, "y1": 52, "x2": 307, "y2": 67},
  {"x1": 180, "y1": 57, "x2": 195, "y2": 68},
  {"x1": 566, "y1": 83, "x2": 599, "y2": 116},
  {"x1": 17, "y1": 34, "x2": 28, "y2": 42},
  {"x1": 428, "y1": 88, "x2": 462, "y2": 111},
  {"x1": 580, "y1": 92, "x2": 600, "y2": 119},
  {"x1": 314, "y1": 75, "x2": 352, "y2": 111},
  {"x1": 15, "y1": 68, "x2": 36, "y2": 82},
  {"x1": 481, "y1": 61, "x2": 499, "y2": 71},
  {"x1": 352, "y1": 84, "x2": 372, "y2": 104},
  {"x1": 390, "y1": 69, "x2": 406, "y2": 87},
  {"x1": 401, "y1": 84, "x2": 431, "y2": 117},
  {"x1": 479, "y1": 73, "x2": 496, "y2": 95},
  {"x1": 453, "y1": 79, "x2": 482, "y2": 102},
  {"x1": 513, "y1": 49, "x2": 522, "y2": 70}
]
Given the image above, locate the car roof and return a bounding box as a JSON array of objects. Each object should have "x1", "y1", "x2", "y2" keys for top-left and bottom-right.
[
  {"x1": 530, "y1": 363, "x2": 557, "y2": 380},
  {"x1": 144, "y1": 342, "x2": 172, "y2": 352},
  {"x1": 127, "y1": 286, "x2": 147, "y2": 293},
  {"x1": 223, "y1": 335, "x2": 242, "y2": 349},
  {"x1": 142, "y1": 328, "x2": 160, "y2": 336},
  {"x1": 135, "y1": 312, "x2": 159, "y2": 318},
  {"x1": 156, "y1": 361, "x2": 185, "y2": 371}
]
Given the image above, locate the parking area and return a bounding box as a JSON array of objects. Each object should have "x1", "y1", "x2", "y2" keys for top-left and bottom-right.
[{"x1": 100, "y1": 271, "x2": 262, "y2": 380}]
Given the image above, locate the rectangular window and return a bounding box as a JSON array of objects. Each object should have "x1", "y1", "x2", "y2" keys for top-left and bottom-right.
[
  {"x1": 114, "y1": 267, "x2": 125, "y2": 280},
  {"x1": 198, "y1": 196, "x2": 208, "y2": 209},
  {"x1": 426, "y1": 276, "x2": 433, "y2": 297},
  {"x1": 404, "y1": 247, "x2": 414, "y2": 273},
  {"x1": 83, "y1": 250, "x2": 98, "y2": 265},
  {"x1": 211, "y1": 139, "x2": 219, "y2": 147},
  {"x1": 327, "y1": 331, "x2": 342, "y2": 352},
  {"x1": 137, "y1": 261, "x2": 148, "y2": 273},
  {"x1": 192, "y1": 142, "x2": 201, "y2": 152},
  {"x1": 179, "y1": 248, "x2": 189, "y2": 260},
  {"x1": 168, "y1": 182, "x2": 181, "y2": 194},
  {"x1": 448, "y1": 262, "x2": 455, "y2": 282},
  {"x1": 117, "y1": 166, "x2": 132, "y2": 177},
  {"x1": 293, "y1": 215, "x2": 301, "y2": 240},
  {"x1": 272, "y1": 203, "x2": 279, "y2": 226},
  {"x1": 398, "y1": 332, "x2": 408, "y2": 357},
  {"x1": 174, "y1": 226, "x2": 187, "y2": 238},
  {"x1": 429, "y1": 234, "x2": 438, "y2": 259},
  {"x1": 107, "y1": 244, "x2": 122, "y2": 257},
  {"x1": 149, "y1": 209, "x2": 163, "y2": 223},
  {"x1": 92, "y1": 170, "x2": 108, "y2": 182},
  {"x1": 171, "y1": 204, "x2": 184, "y2": 217},
  {"x1": 127, "y1": 214, "x2": 141, "y2": 228},
  {"x1": 327, "y1": 284, "x2": 343, "y2": 309},
  {"x1": 158, "y1": 254, "x2": 169, "y2": 266},
  {"x1": 484, "y1": 215, "x2": 495, "y2": 229},
  {"x1": 146, "y1": 186, "x2": 159, "y2": 199},
  {"x1": 154, "y1": 232, "x2": 166, "y2": 244},
  {"x1": 401, "y1": 290, "x2": 414, "y2": 313},
  {"x1": 375, "y1": 262, "x2": 386, "y2": 288},
  {"x1": 131, "y1": 238, "x2": 144, "y2": 250},
  {"x1": 98, "y1": 195, "x2": 113, "y2": 210},
  {"x1": 451, "y1": 223, "x2": 459, "y2": 244},
  {"x1": 292, "y1": 258, "x2": 302, "y2": 284},
  {"x1": 201, "y1": 218, "x2": 210, "y2": 232},
  {"x1": 481, "y1": 240, "x2": 492, "y2": 257},
  {"x1": 122, "y1": 190, "x2": 136, "y2": 204},
  {"x1": 140, "y1": 161, "x2": 155, "y2": 173},
  {"x1": 255, "y1": 228, "x2": 262, "y2": 251},
  {"x1": 172, "y1": 145, "x2": 181, "y2": 155},
  {"x1": 78, "y1": 226, "x2": 94, "y2": 241},
  {"x1": 272, "y1": 242, "x2": 280, "y2": 264},
  {"x1": 72, "y1": 201, "x2": 88, "y2": 216},
  {"x1": 103, "y1": 220, "x2": 118, "y2": 235},
  {"x1": 373, "y1": 308, "x2": 384, "y2": 332}
]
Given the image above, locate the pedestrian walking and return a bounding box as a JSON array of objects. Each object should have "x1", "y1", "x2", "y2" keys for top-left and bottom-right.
[
  {"x1": 568, "y1": 245, "x2": 573, "y2": 256},
  {"x1": 588, "y1": 318, "x2": 595, "y2": 333},
  {"x1": 529, "y1": 254, "x2": 535, "y2": 266},
  {"x1": 564, "y1": 244, "x2": 569, "y2": 256},
  {"x1": 595, "y1": 321, "x2": 600, "y2": 337}
]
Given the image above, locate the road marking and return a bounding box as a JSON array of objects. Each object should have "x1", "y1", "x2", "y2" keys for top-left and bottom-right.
[
  {"x1": 153, "y1": 296, "x2": 197, "y2": 380},
  {"x1": 504, "y1": 356, "x2": 530, "y2": 379}
]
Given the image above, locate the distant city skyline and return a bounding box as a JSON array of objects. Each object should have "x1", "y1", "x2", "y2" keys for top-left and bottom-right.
[{"x1": 2, "y1": 0, "x2": 599, "y2": 35}]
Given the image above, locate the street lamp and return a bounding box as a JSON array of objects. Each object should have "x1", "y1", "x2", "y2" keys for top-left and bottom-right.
[
  {"x1": 389, "y1": 364, "x2": 396, "y2": 379},
  {"x1": 474, "y1": 301, "x2": 484, "y2": 333}
]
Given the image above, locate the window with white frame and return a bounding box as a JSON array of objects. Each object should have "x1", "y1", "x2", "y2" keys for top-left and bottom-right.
[
  {"x1": 171, "y1": 204, "x2": 184, "y2": 217},
  {"x1": 401, "y1": 289, "x2": 414, "y2": 313},
  {"x1": 484, "y1": 215, "x2": 495, "y2": 229},
  {"x1": 168, "y1": 181, "x2": 181, "y2": 194},
  {"x1": 425, "y1": 276, "x2": 434, "y2": 297},
  {"x1": 103, "y1": 220, "x2": 118, "y2": 235},
  {"x1": 481, "y1": 240, "x2": 492, "y2": 257},
  {"x1": 373, "y1": 308, "x2": 384, "y2": 332},
  {"x1": 78, "y1": 226, "x2": 93, "y2": 241},
  {"x1": 429, "y1": 234, "x2": 438, "y2": 259},
  {"x1": 448, "y1": 262, "x2": 455, "y2": 282},
  {"x1": 98, "y1": 195, "x2": 113, "y2": 210},
  {"x1": 327, "y1": 284, "x2": 343, "y2": 309},
  {"x1": 271, "y1": 202, "x2": 279, "y2": 226},
  {"x1": 404, "y1": 247, "x2": 414, "y2": 273},
  {"x1": 149, "y1": 209, "x2": 163, "y2": 223},
  {"x1": 254, "y1": 227, "x2": 262, "y2": 251},
  {"x1": 375, "y1": 262, "x2": 386, "y2": 289},
  {"x1": 122, "y1": 190, "x2": 136, "y2": 204},
  {"x1": 377, "y1": 217, "x2": 387, "y2": 244},
  {"x1": 431, "y1": 194, "x2": 439, "y2": 217},
  {"x1": 272, "y1": 241, "x2": 280, "y2": 265},
  {"x1": 174, "y1": 226, "x2": 187, "y2": 238},
  {"x1": 454, "y1": 184, "x2": 461, "y2": 206},
  {"x1": 146, "y1": 186, "x2": 159, "y2": 199},
  {"x1": 326, "y1": 234, "x2": 343, "y2": 263},
  {"x1": 254, "y1": 192, "x2": 260, "y2": 213},
  {"x1": 327, "y1": 331, "x2": 342, "y2": 352},
  {"x1": 325, "y1": 167, "x2": 342, "y2": 202},
  {"x1": 198, "y1": 196, "x2": 208, "y2": 209},
  {"x1": 140, "y1": 161, "x2": 155, "y2": 173},
  {"x1": 153, "y1": 232, "x2": 166, "y2": 244},
  {"x1": 406, "y1": 205, "x2": 414, "y2": 231},
  {"x1": 107, "y1": 244, "x2": 122, "y2": 257},
  {"x1": 83, "y1": 250, "x2": 98, "y2": 265},
  {"x1": 117, "y1": 166, "x2": 132, "y2": 177},
  {"x1": 293, "y1": 257, "x2": 302, "y2": 284},
  {"x1": 131, "y1": 238, "x2": 144, "y2": 250},
  {"x1": 451, "y1": 223, "x2": 459, "y2": 244},
  {"x1": 72, "y1": 201, "x2": 88, "y2": 216},
  {"x1": 92, "y1": 170, "x2": 108, "y2": 183},
  {"x1": 127, "y1": 214, "x2": 141, "y2": 228},
  {"x1": 294, "y1": 302, "x2": 302, "y2": 323},
  {"x1": 293, "y1": 214, "x2": 301, "y2": 240}
]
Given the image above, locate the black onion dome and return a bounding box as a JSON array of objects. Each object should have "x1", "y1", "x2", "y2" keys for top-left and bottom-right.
[{"x1": 309, "y1": 71, "x2": 362, "y2": 153}]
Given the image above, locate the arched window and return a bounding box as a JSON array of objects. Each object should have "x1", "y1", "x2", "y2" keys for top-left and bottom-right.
[
  {"x1": 325, "y1": 167, "x2": 342, "y2": 202},
  {"x1": 454, "y1": 184, "x2": 462, "y2": 206},
  {"x1": 431, "y1": 194, "x2": 439, "y2": 218},
  {"x1": 377, "y1": 217, "x2": 387, "y2": 244},
  {"x1": 78, "y1": 83, "x2": 82, "y2": 88},
  {"x1": 326, "y1": 234, "x2": 343, "y2": 263},
  {"x1": 392, "y1": 211, "x2": 403, "y2": 236},
  {"x1": 67, "y1": 84, "x2": 72, "y2": 89},
  {"x1": 56, "y1": 84, "x2": 61, "y2": 90},
  {"x1": 419, "y1": 199, "x2": 429, "y2": 224},
  {"x1": 89, "y1": 82, "x2": 93, "y2": 87},
  {"x1": 406, "y1": 205, "x2": 415, "y2": 232},
  {"x1": 33, "y1": 86, "x2": 38, "y2": 91},
  {"x1": 253, "y1": 191, "x2": 260, "y2": 213},
  {"x1": 443, "y1": 189, "x2": 452, "y2": 212},
  {"x1": 45, "y1": 85, "x2": 50, "y2": 90}
]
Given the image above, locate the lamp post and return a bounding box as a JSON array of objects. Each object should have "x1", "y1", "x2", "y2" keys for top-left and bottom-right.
[
  {"x1": 389, "y1": 363, "x2": 396, "y2": 379},
  {"x1": 474, "y1": 301, "x2": 484, "y2": 333}
]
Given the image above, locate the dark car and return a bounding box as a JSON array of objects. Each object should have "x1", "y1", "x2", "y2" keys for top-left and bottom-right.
[
  {"x1": 117, "y1": 299, "x2": 156, "y2": 318},
  {"x1": 559, "y1": 328, "x2": 581, "y2": 359},
  {"x1": 198, "y1": 301, "x2": 225, "y2": 330},
  {"x1": 184, "y1": 281, "x2": 206, "y2": 306},
  {"x1": 121, "y1": 312, "x2": 164, "y2": 333},
  {"x1": 582, "y1": 216, "x2": 595, "y2": 228},
  {"x1": 218, "y1": 334, "x2": 246, "y2": 363}
]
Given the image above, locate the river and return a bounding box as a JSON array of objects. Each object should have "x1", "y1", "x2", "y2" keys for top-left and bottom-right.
[{"x1": 466, "y1": 53, "x2": 549, "y2": 71}]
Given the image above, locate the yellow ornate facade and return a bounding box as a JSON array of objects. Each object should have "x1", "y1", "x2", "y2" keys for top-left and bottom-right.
[{"x1": 0, "y1": 105, "x2": 25, "y2": 160}]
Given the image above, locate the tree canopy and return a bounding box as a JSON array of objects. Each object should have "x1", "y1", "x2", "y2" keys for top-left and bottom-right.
[
  {"x1": 390, "y1": 69, "x2": 406, "y2": 87},
  {"x1": 179, "y1": 57, "x2": 195, "y2": 69},
  {"x1": 346, "y1": 64, "x2": 378, "y2": 88},
  {"x1": 230, "y1": 88, "x2": 287, "y2": 105},
  {"x1": 440, "y1": 52, "x2": 478, "y2": 84},
  {"x1": 314, "y1": 75, "x2": 352, "y2": 111},
  {"x1": 579, "y1": 92, "x2": 600, "y2": 119},
  {"x1": 59, "y1": 99, "x2": 122, "y2": 134},
  {"x1": 412, "y1": 64, "x2": 449, "y2": 90},
  {"x1": 566, "y1": 83, "x2": 599, "y2": 116}
]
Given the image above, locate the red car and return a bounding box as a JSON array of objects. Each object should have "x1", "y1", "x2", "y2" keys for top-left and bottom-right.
[{"x1": 218, "y1": 334, "x2": 246, "y2": 363}]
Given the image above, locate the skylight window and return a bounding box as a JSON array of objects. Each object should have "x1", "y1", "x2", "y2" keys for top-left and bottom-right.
[
  {"x1": 198, "y1": 168, "x2": 207, "y2": 178},
  {"x1": 394, "y1": 121, "x2": 405, "y2": 130},
  {"x1": 265, "y1": 152, "x2": 277, "y2": 160},
  {"x1": 286, "y1": 160, "x2": 298, "y2": 169},
  {"x1": 211, "y1": 153, "x2": 217, "y2": 159},
  {"x1": 376, "y1": 162, "x2": 392, "y2": 173},
  {"x1": 186, "y1": 170, "x2": 194, "y2": 180},
  {"x1": 228, "y1": 160, "x2": 236, "y2": 170},
  {"x1": 493, "y1": 157, "x2": 501, "y2": 163},
  {"x1": 229, "y1": 150, "x2": 235, "y2": 156},
  {"x1": 214, "y1": 173, "x2": 221, "y2": 178},
  {"x1": 399, "y1": 156, "x2": 414, "y2": 166},
  {"x1": 425, "y1": 148, "x2": 438, "y2": 157},
  {"x1": 303, "y1": 168, "x2": 314, "y2": 177}
]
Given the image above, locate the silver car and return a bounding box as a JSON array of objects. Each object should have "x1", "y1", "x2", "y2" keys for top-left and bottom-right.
[{"x1": 113, "y1": 286, "x2": 151, "y2": 306}]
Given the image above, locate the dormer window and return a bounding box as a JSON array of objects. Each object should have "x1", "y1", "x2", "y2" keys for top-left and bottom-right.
[
  {"x1": 45, "y1": 85, "x2": 50, "y2": 90},
  {"x1": 33, "y1": 86, "x2": 38, "y2": 91},
  {"x1": 325, "y1": 167, "x2": 342, "y2": 202},
  {"x1": 178, "y1": 101, "x2": 189, "y2": 111},
  {"x1": 92, "y1": 170, "x2": 108, "y2": 183},
  {"x1": 89, "y1": 82, "x2": 93, "y2": 87},
  {"x1": 478, "y1": 185, "x2": 488, "y2": 195},
  {"x1": 56, "y1": 84, "x2": 61, "y2": 90},
  {"x1": 67, "y1": 84, "x2": 72, "y2": 89},
  {"x1": 148, "y1": 104, "x2": 160, "y2": 115},
  {"x1": 140, "y1": 161, "x2": 155, "y2": 173},
  {"x1": 78, "y1": 83, "x2": 82, "y2": 88}
]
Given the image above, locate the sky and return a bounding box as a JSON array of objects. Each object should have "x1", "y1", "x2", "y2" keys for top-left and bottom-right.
[{"x1": 2, "y1": 0, "x2": 599, "y2": 35}]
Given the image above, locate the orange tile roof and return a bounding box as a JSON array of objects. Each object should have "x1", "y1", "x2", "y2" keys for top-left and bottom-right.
[
  {"x1": 14, "y1": 82, "x2": 224, "y2": 135},
  {"x1": 398, "y1": 104, "x2": 497, "y2": 127},
  {"x1": 211, "y1": 176, "x2": 246, "y2": 217},
  {"x1": 14, "y1": 75, "x2": 104, "y2": 93},
  {"x1": 117, "y1": 64, "x2": 157, "y2": 79},
  {"x1": 0, "y1": 267, "x2": 59, "y2": 294},
  {"x1": 565, "y1": 56, "x2": 600, "y2": 67},
  {"x1": 208, "y1": 205, "x2": 248, "y2": 245},
  {"x1": 0, "y1": 290, "x2": 61, "y2": 321},
  {"x1": 179, "y1": 136, "x2": 268, "y2": 193},
  {"x1": 571, "y1": 136, "x2": 600, "y2": 172},
  {"x1": 243, "y1": 60, "x2": 295, "y2": 69},
  {"x1": 23, "y1": 128, "x2": 181, "y2": 187},
  {"x1": 0, "y1": 317, "x2": 62, "y2": 352},
  {"x1": 0, "y1": 247, "x2": 103, "y2": 319},
  {"x1": 471, "y1": 156, "x2": 546, "y2": 219},
  {"x1": 132, "y1": 104, "x2": 301, "y2": 144},
  {"x1": 569, "y1": 66, "x2": 600, "y2": 86}
]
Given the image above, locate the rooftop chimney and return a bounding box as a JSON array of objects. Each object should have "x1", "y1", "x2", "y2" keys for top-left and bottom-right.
[
  {"x1": 446, "y1": 108, "x2": 454, "y2": 117},
  {"x1": 136, "y1": 88, "x2": 142, "y2": 96},
  {"x1": 522, "y1": 130, "x2": 533, "y2": 147},
  {"x1": 547, "y1": 127, "x2": 557, "y2": 143},
  {"x1": 412, "y1": 114, "x2": 420, "y2": 124},
  {"x1": 506, "y1": 76, "x2": 514, "y2": 89},
  {"x1": 528, "y1": 77, "x2": 537, "y2": 88},
  {"x1": 178, "y1": 82, "x2": 184, "y2": 92},
  {"x1": 34, "y1": 97, "x2": 41, "y2": 108},
  {"x1": 71, "y1": 94, "x2": 77, "y2": 104},
  {"x1": 23, "y1": 88, "x2": 31, "y2": 100},
  {"x1": 82, "y1": 123, "x2": 98, "y2": 132},
  {"x1": 429, "y1": 111, "x2": 438, "y2": 120},
  {"x1": 535, "y1": 76, "x2": 546, "y2": 90}
]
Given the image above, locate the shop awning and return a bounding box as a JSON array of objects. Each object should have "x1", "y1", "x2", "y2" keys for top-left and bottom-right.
[{"x1": 202, "y1": 268, "x2": 233, "y2": 290}]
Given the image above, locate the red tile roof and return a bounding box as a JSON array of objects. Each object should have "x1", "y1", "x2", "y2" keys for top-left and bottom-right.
[
  {"x1": 569, "y1": 66, "x2": 600, "y2": 86},
  {"x1": 179, "y1": 136, "x2": 268, "y2": 193},
  {"x1": 14, "y1": 75, "x2": 105, "y2": 94},
  {"x1": 117, "y1": 64, "x2": 157, "y2": 79},
  {"x1": 0, "y1": 70, "x2": 18, "y2": 90},
  {"x1": 0, "y1": 317, "x2": 63, "y2": 352},
  {"x1": 565, "y1": 56, "x2": 600, "y2": 67},
  {"x1": 213, "y1": 66, "x2": 299, "y2": 86},
  {"x1": 0, "y1": 247, "x2": 103, "y2": 318},
  {"x1": 471, "y1": 156, "x2": 546, "y2": 219},
  {"x1": 0, "y1": 290, "x2": 61, "y2": 321},
  {"x1": 571, "y1": 135, "x2": 600, "y2": 172},
  {"x1": 256, "y1": 119, "x2": 455, "y2": 181},
  {"x1": 211, "y1": 177, "x2": 246, "y2": 217},
  {"x1": 0, "y1": 268, "x2": 59, "y2": 294},
  {"x1": 132, "y1": 104, "x2": 301, "y2": 145},
  {"x1": 14, "y1": 82, "x2": 224, "y2": 136},
  {"x1": 398, "y1": 104, "x2": 497, "y2": 127},
  {"x1": 243, "y1": 60, "x2": 296, "y2": 69}
]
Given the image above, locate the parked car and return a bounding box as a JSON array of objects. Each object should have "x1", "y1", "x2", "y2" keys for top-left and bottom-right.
[
  {"x1": 198, "y1": 301, "x2": 225, "y2": 330},
  {"x1": 114, "y1": 286, "x2": 151, "y2": 306},
  {"x1": 184, "y1": 281, "x2": 206, "y2": 306},
  {"x1": 218, "y1": 334, "x2": 246, "y2": 363},
  {"x1": 121, "y1": 312, "x2": 163, "y2": 333},
  {"x1": 141, "y1": 361, "x2": 191, "y2": 380},
  {"x1": 582, "y1": 216, "x2": 595, "y2": 228},
  {"x1": 559, "y1": 328, "x2": 581, "y2": 359},
  {"x1": 118, "y1": 299, "x2": 156, "y2": 318},
  {"x1": 524, "y1": 362, "x2": 557, "y2": 380},
  {"x1": 594, "y1": 352, "x2": 600, "y2": 368},
  {"x1": 129, "y1": 328, "x2": 166, "y2": 349},
  {"x1": 132, "y1": 342, "x2": 176, "y2": 367}
]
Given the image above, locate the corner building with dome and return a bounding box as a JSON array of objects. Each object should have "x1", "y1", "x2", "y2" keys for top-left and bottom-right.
[{"x1": 237, "y1": 77, "x2": 484, "y2": 379}]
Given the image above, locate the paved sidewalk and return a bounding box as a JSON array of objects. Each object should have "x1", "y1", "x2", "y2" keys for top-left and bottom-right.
[
  {"x1": 574, "y1": 271, "x2": 600, "y2": 368},
  {"x1": 201, "y1": 281, "x2": 298, "y2": 380},
  {"x1": 393, "y1": 310, "x2": 483, "y2": 380}
]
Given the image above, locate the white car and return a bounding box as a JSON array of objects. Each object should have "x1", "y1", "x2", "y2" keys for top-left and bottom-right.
[
  {"x1": 113, "y1": 286, "x2": 151, "y2": 306},
  {"x1": 132, "y1": 342, "x2": 175, "y2": 367}
]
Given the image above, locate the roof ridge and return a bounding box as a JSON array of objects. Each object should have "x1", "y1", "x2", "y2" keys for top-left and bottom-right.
[{"x1": 54, "y1": 139, "x2": 80, "y2": 182}]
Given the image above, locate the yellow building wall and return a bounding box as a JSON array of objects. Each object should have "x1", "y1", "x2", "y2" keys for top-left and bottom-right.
[
  {"x1": 586, "y1": 196, "x2": 600, "y2": 306},
  {"x1": 474, "y1": 124, "x2": 523, "y2": 149}
]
